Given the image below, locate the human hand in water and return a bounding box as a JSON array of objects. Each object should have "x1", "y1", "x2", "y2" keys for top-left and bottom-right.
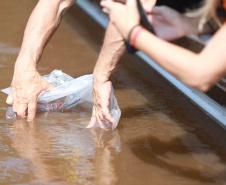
[
  {"x1": 6, "y1": 65, "x2": 54, "y2": 121},
  {"x1": 87, "y1": 77, "x2": 114, "y2": 129}
]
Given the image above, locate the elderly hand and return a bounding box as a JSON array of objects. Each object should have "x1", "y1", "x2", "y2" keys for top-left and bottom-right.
[
  {"x1": 87, "y1": 77, "x2": 114, "y2": 129},
  {"x1": 101, "y1": 0, "x2": 140, "y2": 40},
  {"x1": 6, "y1": 66, "x2": 54, "y2": 121}
]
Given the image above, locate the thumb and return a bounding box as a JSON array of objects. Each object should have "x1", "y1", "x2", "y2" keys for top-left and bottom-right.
[
  {"x1": 42, "y1": 78, "x2": 55, "y2": 91},
  {"x1": 46, "y1": 83, "x2": 55, "y2": 91},
  {"x1": 38, "y1": 79, "x2": 55, "y2": 99},
  {"x1": 87, "y1": 108, "x2": 97, "y2": 128},
  {"x1": 87, "y1": 116, "x2": 96, "y2": 128}
]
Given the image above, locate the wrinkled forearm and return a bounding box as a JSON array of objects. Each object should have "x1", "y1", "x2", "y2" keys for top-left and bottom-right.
[
  {"x1": 93, "y1": 22, "x2": 126, "y2": 82},
  {"x1": 16, "y1": 0, "x2": 76, "y2": 70}
]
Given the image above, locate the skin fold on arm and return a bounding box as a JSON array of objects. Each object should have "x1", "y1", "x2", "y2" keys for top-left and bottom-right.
[{"x1": 6, "y1": 0, "x2": 77, "y2": 120}]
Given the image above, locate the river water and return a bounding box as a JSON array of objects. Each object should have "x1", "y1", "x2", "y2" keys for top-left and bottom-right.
[{"x1": 0, "y1": 1, "x2": 226, "y2": 185}]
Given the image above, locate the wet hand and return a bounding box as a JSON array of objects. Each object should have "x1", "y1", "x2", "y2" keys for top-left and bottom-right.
[
  {"x1": 100, "y1": 0, "x2": 140, "y2": 40},
  {"x1": 6, "y1": 69, "x2": 54, "y2": 121},
  {"x1": 87, "y1": 78, "x2": 114, "y2": 129}
]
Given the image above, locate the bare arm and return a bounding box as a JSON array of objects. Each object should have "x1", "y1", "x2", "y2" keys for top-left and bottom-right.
[
  {"x1": 88, "y1": 22, "x2": 126, "y2": 129},
  {"x1": 16, "y1": 0, "x2": 76, "y2": 69},
  {"x1": 7, "y1": 0, "x2": 76, "y2": 120},
  {"x1": 93, "y1": 22, "x2": 126, "y2": 83},
  {"x1": 135, "y1": 25, "x2": 226, "y2": 91}
]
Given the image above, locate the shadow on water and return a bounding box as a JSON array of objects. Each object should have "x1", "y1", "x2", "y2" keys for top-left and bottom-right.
[{"x1": 127, "y1": 135, "x2": 226, "y2": 183}]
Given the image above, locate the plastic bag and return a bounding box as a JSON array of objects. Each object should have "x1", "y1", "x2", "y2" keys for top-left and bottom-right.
[{"x1": 1, "y1": 70, "x2": 121, "y2": 130}]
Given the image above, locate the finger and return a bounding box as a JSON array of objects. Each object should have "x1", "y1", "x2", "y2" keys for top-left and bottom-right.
[
  {"x1": 102, "y1": 107, "x2": 115, "y2": 125},
  {"x1": 13, "y1": 101, "x2": 18, "y2": 113},
  {"x1": 97, "y1": 109, "x2": 110, "y2": 129},
  {"x1": 6, "y1": 94, "x2": 14, "y2": 106},
  {"x1": 102, "y1": 7, "x2": 110, "y2": 14},
  {"x1": 143, "y1": 4, "x2": 152, "y2": 13},
  {"x1": 97, "y1": 108, "x2": 104, "y2": 121},
  {"x1": 27, "y1": 102, "x2": 37, "y2": 121},
  {"x1": 87, "y1": 115, "x2": 96, "y2": 128},
  {"x1": 87, "y1": 108, "x2": 97, "y2": 128},
  {"x1": 97, "y1": 118, "x2": 108, "y2": 129},
  {"x1": 95, "y1": 107, "x2": 107, "y2": 129},
  {"x1": 100, "y1": 0, "x2": 110, "y2": 9},
  {"x1": 149, "y1": 6, "x2": 163, "y2": 14},
  {"x1": 147, "y1": 13, "x2": 162, "y2": 25},
  {"x1": 100, "y1": 0, "x2": 118, "y2": 10},
  {"x1": 17, "y1": 103, "x2": 28, "y2": 118}
]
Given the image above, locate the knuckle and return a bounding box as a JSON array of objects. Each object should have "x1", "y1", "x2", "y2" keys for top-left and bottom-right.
[{"x1": 17, "y1": 112, "x2": 24, "y2": 117}]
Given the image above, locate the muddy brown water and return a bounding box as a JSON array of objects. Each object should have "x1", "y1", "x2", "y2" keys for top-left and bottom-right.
[{"x1": 0, "y1": 1, "x2": 226, "y2": 185}]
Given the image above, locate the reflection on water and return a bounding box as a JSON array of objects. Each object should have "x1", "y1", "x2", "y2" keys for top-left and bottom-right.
[
  {"x1": 10, "y1": 119, "x2": 64, "y2": 184},
  {"x1": 0, "y1": 103, "x2": 121, "y2": 184},
  {"x1": 1, "y1": 0, "x2": 226, "y2": 185}
]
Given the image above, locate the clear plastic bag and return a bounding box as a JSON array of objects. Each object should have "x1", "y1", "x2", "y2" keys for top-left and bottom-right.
[{"x1": 1, "y1": 70, "x2": 121, "y2": 130}]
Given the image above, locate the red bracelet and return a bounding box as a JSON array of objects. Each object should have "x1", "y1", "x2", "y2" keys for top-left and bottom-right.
[{"x1": 131, "y1": 26, "x2": 145, "y2": 48}]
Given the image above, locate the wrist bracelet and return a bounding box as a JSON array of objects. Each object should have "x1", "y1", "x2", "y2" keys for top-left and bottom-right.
[
  {"x1": 127, "y1": 24, "x2": 139, "y2": 44},
  {"x1": 131, "y1": 26, "x2": 145, "y2": 48}
]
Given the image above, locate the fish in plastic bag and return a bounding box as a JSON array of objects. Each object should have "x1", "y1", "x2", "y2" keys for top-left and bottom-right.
[{"x1": 1, "y1": 70, "x2": 121, "y2": 130}]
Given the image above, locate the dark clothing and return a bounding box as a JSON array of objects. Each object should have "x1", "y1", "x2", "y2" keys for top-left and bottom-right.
[
  {"x1": 219, "y1": 0, "x2": 226, "y2": 18},
  {"x1": 156, "y1": 0, "x2": 203, "y2": 13}
]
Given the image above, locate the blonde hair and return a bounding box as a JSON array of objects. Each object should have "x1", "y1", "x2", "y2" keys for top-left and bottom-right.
[{"x1": 186, "y1": 0, "x2": 221, "y2": 31}]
